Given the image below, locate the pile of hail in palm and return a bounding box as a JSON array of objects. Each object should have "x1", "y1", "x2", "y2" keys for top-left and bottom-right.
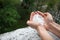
[{"x1": 32, "y1": 13, "x2": 45, "y2": 25}]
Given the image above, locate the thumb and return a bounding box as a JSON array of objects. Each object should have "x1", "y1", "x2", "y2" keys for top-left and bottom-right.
[
  {"x1": 27, "y1": 20, "x2": 40, "y2": 28},
  {"x1": 27, "y1": 20, "x2": 32, "y2": 25}
]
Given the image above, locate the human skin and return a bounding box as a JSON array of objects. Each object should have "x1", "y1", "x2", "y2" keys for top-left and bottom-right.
[
  {"x1": 27, "y1": 21, "x2": 54, "y2": 40},
  {"x1": 27, "y1": 11, "x2": 60, "y2": 40},
  {"x1": 44, "y1": 12, "x2": 60, "y2": 38},
  {"x1": 29, "y1": 11, "x2": 60, "y2": 38},
  {"x1": 27, "y1": 11, "x2": 54, "y2": 40}
]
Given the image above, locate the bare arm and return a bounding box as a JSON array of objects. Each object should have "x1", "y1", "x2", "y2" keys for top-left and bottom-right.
[
  {"x1": 27, "y1": 20, "x2": 54, "y2": 40},
  {"x1": 43, "y1": 12, "x2": 60, "y2": 38},
  {"x1": 47, "y1": 21, "x2": 60, "y2": 38},
  {"x1": 37, "y1": 26, "x2": 54, "y2": 40}
]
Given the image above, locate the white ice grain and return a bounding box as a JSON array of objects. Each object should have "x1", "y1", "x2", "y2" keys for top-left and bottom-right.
[{"x1": 33, "y1": 14, "x2": 45, "y2": 25}]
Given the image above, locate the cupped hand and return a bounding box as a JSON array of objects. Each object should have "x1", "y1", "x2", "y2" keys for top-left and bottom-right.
[
  {"x1": 44, "y1": 12, "x2": 53, "y2": 23},
  {"x1": 27, "y1": 11, "x2": 46, "y2": 30},
  {"x1": 27, "y1": 20, "x2": 40, "y2": 29},
  {"x1": 43, "y1": 12, "x2": 54, "y2": 29},
  {"x1": 27, "y1": 11, "x2": 54, "y2": 30}
]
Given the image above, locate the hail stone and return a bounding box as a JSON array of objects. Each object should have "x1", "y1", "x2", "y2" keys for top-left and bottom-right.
[{"x1": 32, "y1": 13, "x2": 45, "y2": 25}]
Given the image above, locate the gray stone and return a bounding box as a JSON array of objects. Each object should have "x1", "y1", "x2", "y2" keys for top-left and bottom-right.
[{"x1": 0, "y1": 27, "x2": 60, "y2": 40}]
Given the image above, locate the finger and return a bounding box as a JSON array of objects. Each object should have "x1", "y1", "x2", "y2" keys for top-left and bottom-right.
[
  {"x1": 27, "y1": 20, "x2": 36, "y2": 28},
  {"x1": 27, "y1": 20, "x2": 40, "y2": 28},
  {"x1": 44, "y1": 12, "x2": 53, "y2": 20},
  {"x1": 43, "y1": 12, "x2": 48, "y2": 18},
  {"x1": 36, "y1": 11, "x2": 44, "y2": 17},
  {"x1": 30, "y1": 12, "x2": 35, "y2": 21},
  {"x1": 44, "y1": 12, "x2": 52, "y2": 17}
]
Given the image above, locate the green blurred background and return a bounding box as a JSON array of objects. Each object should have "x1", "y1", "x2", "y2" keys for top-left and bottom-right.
[{"x1": 0, "y1": 0, "x2": 60, "y2": 34}]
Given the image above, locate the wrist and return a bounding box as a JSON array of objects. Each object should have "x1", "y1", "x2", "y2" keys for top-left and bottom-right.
[
  {"x1": 36, "y1": 26, "x2": 40, "y2": 31},
  {"x1": 36, "y1": 25, "x2": 46, "y2": 31},
  {"x1": 47, "y1": 21, "x2": 55, "y2": 30}
]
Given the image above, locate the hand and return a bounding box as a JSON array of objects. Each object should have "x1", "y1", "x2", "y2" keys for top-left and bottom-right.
[
  {"x1": 27, "y1": 11, "x2": 54, "y2": 30},
  {"x1": 27, "y1": 20, "x2": 40, "y2": 30},
  {"x1": 27, "y1": 12, "x2": 54, "y2": 40},
  {"x1": 43, "y1": 12, "x2": 54, "y2": 29},
  {"x1": 44, "y1": 12, "x2": 54, "y2": 23},
  {"x1": 32, "y1": 11, "x2": 54, "y2": 24},
  {"x1": 32, "y1": 12, "x2": 54, "y2": 30},
  {"x1": 27, "y1": 20, "x2": 54, "y2": 40},
  {"x1": 27, "y1": 11, "x2": 46, "y2": 30}
]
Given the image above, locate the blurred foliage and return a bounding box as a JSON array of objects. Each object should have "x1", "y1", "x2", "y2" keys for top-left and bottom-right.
[
  {"x1": 0, "y1": 6, "x2": 21, "y2": 33},
  {"x1": 0, "y1": 0, "x2": 60, "y2": 34}
]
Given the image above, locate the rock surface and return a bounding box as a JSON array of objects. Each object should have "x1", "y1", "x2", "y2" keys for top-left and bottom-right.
[{"x1": 0, "y1": 27, "x2": 60, "y2": 40}]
